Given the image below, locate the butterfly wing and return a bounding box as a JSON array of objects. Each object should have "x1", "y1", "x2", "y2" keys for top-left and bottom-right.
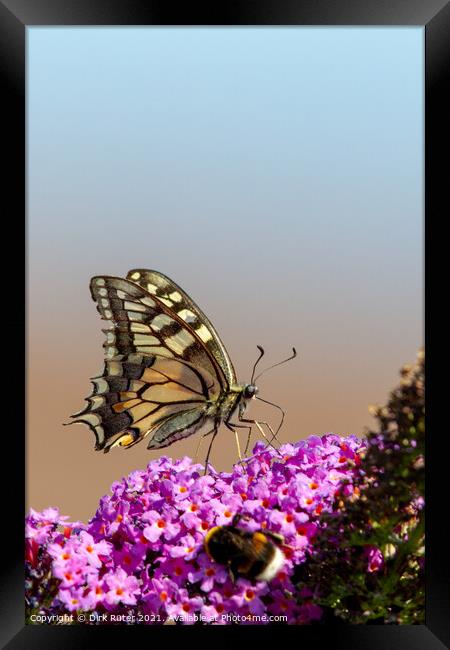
[
  {"x1": 69, "y1": 275, "x2": 227, "y2": 451},
  {"x1": 127, "y1": 269, "x2": 237, "y2": 386},
  {"x1": 70, "y1": 354, "x2": 219, "y2": 451},
  {"x1": 90, "y1": 275, "x2": 228, "y2": 388}
]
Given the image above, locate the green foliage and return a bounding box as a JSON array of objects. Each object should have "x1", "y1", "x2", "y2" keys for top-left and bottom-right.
[{"x1": 295, "y1": 349, "x2": 425, "y2": 624}]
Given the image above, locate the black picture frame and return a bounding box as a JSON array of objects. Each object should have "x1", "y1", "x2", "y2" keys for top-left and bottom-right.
[{"x1": 2, "y1": 0, "x2": 448, "y2": 647}]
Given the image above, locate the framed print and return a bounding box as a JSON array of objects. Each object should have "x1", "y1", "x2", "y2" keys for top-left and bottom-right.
[{"x1": 1, "y1": 0, "x2": 448, "y2": 647}]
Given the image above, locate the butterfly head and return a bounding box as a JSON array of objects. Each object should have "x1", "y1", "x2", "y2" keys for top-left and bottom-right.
[
  {"x1": 236, "y1": 383, "x2": 259, "y2": 418},
  {"x1": 243, "y1": 383, "x2": 259, "y2": 399}
]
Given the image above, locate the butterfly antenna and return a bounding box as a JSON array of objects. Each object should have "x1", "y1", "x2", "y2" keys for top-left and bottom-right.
[
  {"x1": 254, "y1": 348, "x2": 297, "y2": 382},
  {"x1": 250, "y1": 345, "x2": 265, "y2": 384}
]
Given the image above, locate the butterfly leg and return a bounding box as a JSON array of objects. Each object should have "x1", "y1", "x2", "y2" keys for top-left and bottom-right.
[
  {"x1": 235, "y1": 422, "x2": 253, "y2": 456},
  {"x1": 265, "y1": 417, "x2": 284, "y2": 448},
  {"x1": 225, "y1": 422, "x2": 250, "y2": 464},
  {"x1": 234, "y1": 428, "x2": 243, "y2": 462},
  {"x1": 250, "y1": 417, "x2": 283, "y2": 451},
  {"x1": 237, "y1": 417, "x2": 283, "y2": 457},
  {"x1": 243, "y1": 428, "x2": 253, "y2": 456},
  {"x1": 203, "y1": 426, "x2": 219, "y2": 476}
]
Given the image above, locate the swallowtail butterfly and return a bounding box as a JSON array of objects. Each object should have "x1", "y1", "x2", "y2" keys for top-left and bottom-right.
[{"x1": 69, "y1": 269, "x2": 295, "y2": 468}]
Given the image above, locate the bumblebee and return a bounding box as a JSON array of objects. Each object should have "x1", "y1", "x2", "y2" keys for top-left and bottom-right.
[{"x1": 204, "y1": 514, "x2": 285, "y2": 582}]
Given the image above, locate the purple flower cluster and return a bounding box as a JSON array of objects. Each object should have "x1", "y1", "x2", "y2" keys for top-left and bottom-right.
[{"x1": 26, "y1": 434, "x2": 366, "y2": 625}]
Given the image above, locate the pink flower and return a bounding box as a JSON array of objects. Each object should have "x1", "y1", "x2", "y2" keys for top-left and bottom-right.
[
  {"x1": 25, "y1": 433, "x2": 372, "y2": 625},
  {"x1": 208, "y1": 496, "x2": 243, "y2": 525},
  {"x1": 58, "y1": 587, "x2": 85, "y2": 612},
  {"x1": 53, "y1": 558, "x2": 91, "y2": 587},
  {"x1": 48, "y1": 541, "x2": 74, "y2": 565},
  {"x1": 267, "y1": 589, "x2": 298, "y2": 618},
  {"x1": 229, "y1": 580, "x2": 269, "y2": 615},
  {"x1": 297, "y1": 601, "x2": 323, "y2": 623},
  {"x1": 165, "y1": 588, "x2": 204, "y2": 624},
  {"x1": 104, "y1": 567, "x2": 140, "y2": 606},
  {"x1": 187, "y1": 553, "x2": 228, "y2": 593},
  {"x1": 168, "y1": 533, "x2": 200, "y2": 560},
  {"x1": 268, "y1": 509, "x2": 299, "y2": 538},
  {"x1": 142, "y1": 511, "x2": 180, "y2": 543},
  {"x1": 78, "y1": 531, "x2": 111, "y2": 567},
  {"x1": 364, "y1": 545, "x2": 384, "y2": 573},
  {"x1": 143, "y1": 577, "x2": 179, "y2": 613},
  {"x1": 178, "y1": 498, "x2": 207, "y2": 530},
  {"x1": 84, "y1": 575, "x2": 107, "y2": 607},
  {"x1": 155, "y1": 558, "x2": 190, "y2": 584},
  {"x1": 112, "y1": 542, "x2": 145, "y2": 575},
  {"x1": 201, "y1": 591, "x2": 229, "y2": 623}
]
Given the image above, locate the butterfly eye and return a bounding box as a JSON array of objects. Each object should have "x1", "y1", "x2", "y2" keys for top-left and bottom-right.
[{"x1": 244, "y1": 384, "x2": 258, "y2": 399}]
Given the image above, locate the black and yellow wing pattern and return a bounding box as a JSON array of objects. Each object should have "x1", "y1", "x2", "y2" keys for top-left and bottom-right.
[
  {"x1": 69, "y1": 273, "x2": 236, "y2": 453},
  {"x1": 126, "y1": 269, "x2": 236, "y2": 385}
]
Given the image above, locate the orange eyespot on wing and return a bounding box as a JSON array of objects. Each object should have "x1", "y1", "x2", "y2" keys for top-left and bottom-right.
[{"x1": 116, "y1": 433, "x2": 136, "y2": 447}]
